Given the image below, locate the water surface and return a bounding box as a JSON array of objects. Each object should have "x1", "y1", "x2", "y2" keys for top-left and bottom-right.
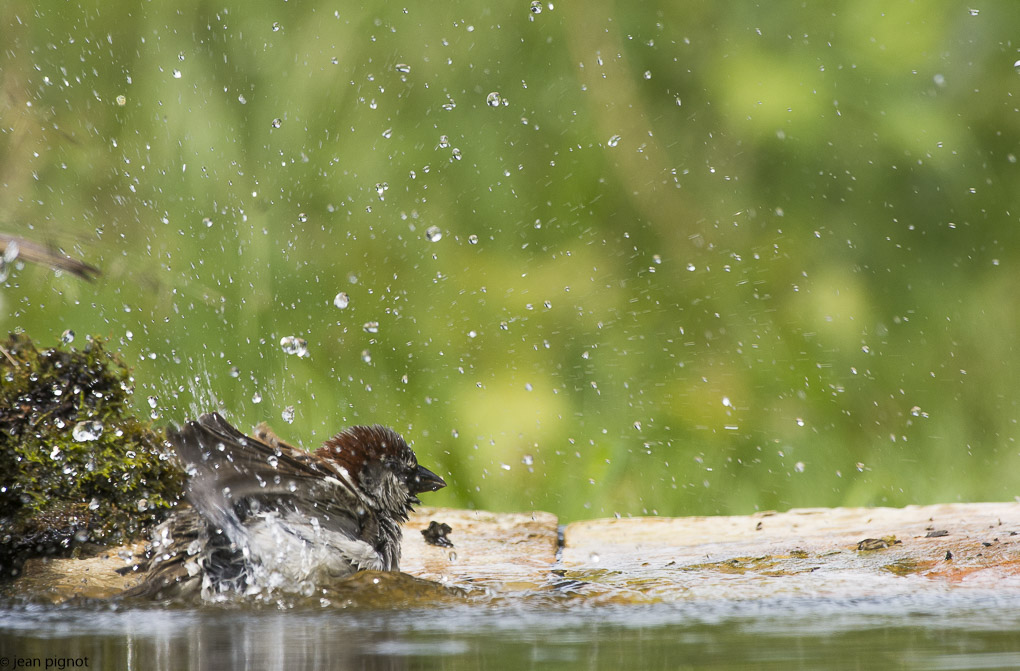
[{"x1": 3, "y1": 591, "x2": 1019, "y2": 670}]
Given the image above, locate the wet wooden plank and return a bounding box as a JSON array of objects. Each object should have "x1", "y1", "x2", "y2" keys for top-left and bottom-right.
[
  {"x1": 9, "y1": 502, "x2": 1020, "y2": 604},
  {"x1": 7, "y1": 543, "x2": 147, "y2": 603},
  {"x1": 560, "y1": 502, "x2": 1020, "y2": 602},
  {"x1": 7, "y1": 507, "x2": 561, "y2": 603},
  {"x1": 401, "y1": 507, "x2": 560, "y2": 590}
]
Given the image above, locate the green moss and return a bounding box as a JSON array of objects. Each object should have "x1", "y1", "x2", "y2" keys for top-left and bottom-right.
[{"x1": 0, "y1": 333, "x2": 184, "y2": 577}]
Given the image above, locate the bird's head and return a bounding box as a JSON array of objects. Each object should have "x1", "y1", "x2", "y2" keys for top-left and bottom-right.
[{"x1": 317, "y1": 425, "x2": 446, "y2": 516}]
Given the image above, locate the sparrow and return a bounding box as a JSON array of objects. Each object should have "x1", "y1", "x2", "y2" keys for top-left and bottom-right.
[{"x1": 123, "y1": 412, "x2": 446, "y2": 600}]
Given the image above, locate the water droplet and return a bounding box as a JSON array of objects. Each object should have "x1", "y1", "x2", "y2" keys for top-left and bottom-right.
[
  {"x1": 395, "y1": 63, "x2": 411, "y2": 74},
  {"x1": 363, "y1": 321, "x2": 379, "y2": 334},
  {"x1": 633, "y1": 421, "x2": 642, "y2": 430},
  {"x1": 252, "y1": 391, "x2": 263, "y2": 404},
  {"x1": 272, "y1": 21, "x2": 282, "y2": 32},
  {"x1": 267, "y1": 455, "x2": 279, "y2": 468},
  {"x1": 147, "y1": 395, "x2": 158, "y2": 409},
  {"x1": 522, "y1": 454, "x2": 534, "y2": 466},
  {"x1": 795, "y1": 418, "x2": 805, "y2": 427},
  {"x1": 794, "y1": 462, "x2": 805, "y2": 473},
  {"x1": 485, "y1": 91, "x2": 504, "y2": 107},
  {"x1": 529, "y1": 1, "x2": 543, "y2": 13},
  {"x1": 116, "y1": 95, "x2": 126, "y2": 106},
  {"x1": 281, "y1": 406, "x2": 295, "y2": 424},
  {"x1": 229, "y1": 366, "x2": 240, "y2": 378},
  {"x1": 61, "y1": 329, "x2": 75, "y2": 344},
  {"x1": 271, "y1": 118, "x2": 282, "y2": 128},
  {"x1": 499, "y1": 320, "x2": 509, "y2": 331},
  {"x1": 652, "y1": 254, "x2": 662, "y2": 264},
  {"x1": 643, "y1": 70, "x2": 652, "y2": 80},
  {"x1": 280, "y1": 336, "x2": 309, "y2": 357},
  {"x1": 171, "y1": 69, "x2": 182, "y2": 79},
  {"x1": 297, "y1": 212, "x2": 308, "y2": 223},
  {"x1": 72, "y1": 420, "x2": 104, "y2": 442},
  {"x1": 967, "y1": 8, "x2": 979, "y2": 16},
  {"x1": 468, "y1": 234, "x2": 479, "y2": 244},
  {"x1": 425, "y1": 225, "x2": 443, "y2": 242},
  {"x1": 203, "y1": 217, "x2": 213, "y2": 227},
  {"x1": 607, "y1": 134, "x2": 621, "y2": 147},
  {"x1": 361, "y1": 350, "x2": 372, "y2": 363},
  {"x1": 137, "y1": 498, "x2": 149, "y2": 511},
  {"x1": 467, "y1": 330, "x2": 477, "y2": 338},
  {"x1": 333, "y1": 292, "x2": 350, "y2": 309}
]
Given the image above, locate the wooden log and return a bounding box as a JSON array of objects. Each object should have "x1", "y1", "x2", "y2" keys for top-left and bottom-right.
[
  {"x1": 7, "y1": 502, "x2": 1018, "y2": 604},
  {"x1": 560, "y1": 502, "x2": 1020, "y2": 603}
]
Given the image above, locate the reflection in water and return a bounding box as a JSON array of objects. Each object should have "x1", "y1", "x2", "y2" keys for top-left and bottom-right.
[
  {"x1": 3, "y1": 592, "x2": 1020, "y2": 670},
  {"x1": 4, "y1": 609, "x2": 420, "y2": 671}
]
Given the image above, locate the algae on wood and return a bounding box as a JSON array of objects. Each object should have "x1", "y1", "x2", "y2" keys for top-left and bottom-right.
[{"x1": 560, "y1": 502, "x2": 1020, "y2": 602}]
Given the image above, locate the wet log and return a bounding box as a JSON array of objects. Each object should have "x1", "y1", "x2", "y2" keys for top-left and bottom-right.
[{"x1": 6, "y1": 502, "x2": 1018, "y2": 604}]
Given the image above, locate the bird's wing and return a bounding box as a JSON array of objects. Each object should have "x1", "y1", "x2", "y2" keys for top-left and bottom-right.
[{"x1": 169, "y1": 413, "x2": 369, "y2": 550}]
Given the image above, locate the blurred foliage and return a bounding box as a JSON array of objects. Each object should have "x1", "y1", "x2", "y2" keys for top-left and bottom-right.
[{"x1": 0, "y1": 1, "x2": 1017, "y2": 521}]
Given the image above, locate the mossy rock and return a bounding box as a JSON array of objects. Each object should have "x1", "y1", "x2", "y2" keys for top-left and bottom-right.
[{"x1": 0, "y1": 333, "x2": 184, "y2": 579}]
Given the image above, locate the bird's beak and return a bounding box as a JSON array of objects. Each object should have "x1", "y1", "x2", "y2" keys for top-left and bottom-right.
[{"x1": 410, "y1": 464, "x2": 447, "y2": 494}]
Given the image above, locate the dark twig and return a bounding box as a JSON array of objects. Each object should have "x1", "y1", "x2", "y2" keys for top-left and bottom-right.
[{"x1": 0, "y1": 233, "x2": 100, "y2": 281}]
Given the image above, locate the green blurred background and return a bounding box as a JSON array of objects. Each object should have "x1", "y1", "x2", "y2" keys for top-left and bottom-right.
[{"x1": 1, "y1": 1, "x2": 1018, "y2": 521}]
